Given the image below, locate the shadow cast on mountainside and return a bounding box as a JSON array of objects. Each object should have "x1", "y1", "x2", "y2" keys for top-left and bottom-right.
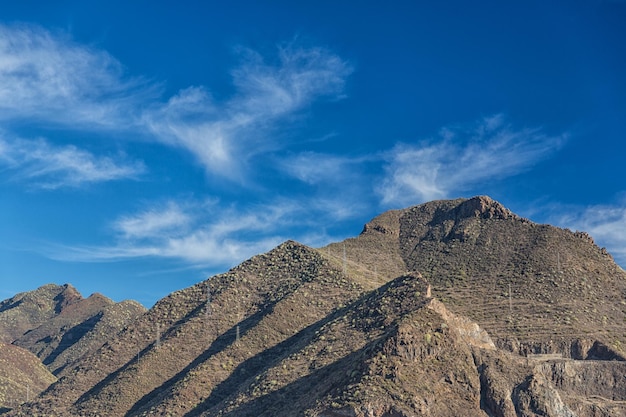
[
  {"x1": 211, "y1": 342, "x2": 380, "y2": 417},
  {"x1": 182, "y1": 278, "x2": 407, "y2": 417},
  {"x1": 182, "y1": 313, "x2": 337, "y2": 416},
  {"x1": 125, "y1": 305, "x2": 275, "y2": 416},
  {"x1": 43, "y1": 312, "x2": 103, "y2": 374},
  {"x1": 0, "y1": 299, "x2": 22, "y2": 315},
  {"x1": 126, "y1": 265, "x2": 364, "y2": 416},
  {"x1": 74, "y1": 300, "x2": 209, "y2": 407}
]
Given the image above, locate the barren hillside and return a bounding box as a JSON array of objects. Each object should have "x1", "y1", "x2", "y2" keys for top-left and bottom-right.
[{"x1": 3, "y1": 196, "x2": 626, "y2": 416}]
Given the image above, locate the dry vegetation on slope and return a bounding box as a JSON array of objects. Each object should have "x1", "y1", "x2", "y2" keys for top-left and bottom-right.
[{"x1": 349, "y1": 196, "x2": 626, "y2": 355}]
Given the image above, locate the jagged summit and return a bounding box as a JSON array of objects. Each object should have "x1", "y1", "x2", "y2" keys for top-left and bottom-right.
[
  {"x1": 334, "y1": 196, "x2": 626, "y2": 354},
  {"x1": 0, "y1": 284, "x2": 146, "y2": 410},
  {"x1": 361, "y1": 196, "x2": 519, "y2": 237},
  {"x1": 407, "y1": 195, "x2": 519, "y2": 222},
  {"x1": 0, "y1": 283, "x2": 79, "y2": 344}
]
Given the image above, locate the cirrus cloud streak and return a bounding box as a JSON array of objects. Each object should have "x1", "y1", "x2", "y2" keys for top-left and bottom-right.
[
  {"x1": 0, "y1": 24, "x2": 353, "y2": 184},
  {"x1": 0, "y1": 135, "x2": 145, "y2": 189},
  {"x1": 143, "y1": 44, "x2": 353, "y2": 180},
  {"x1": 377, "y1": 115, "x2": 567, "y2": 206},
  {"x1": 0, "y1": 23, "x2": 154, "y2": 128}
]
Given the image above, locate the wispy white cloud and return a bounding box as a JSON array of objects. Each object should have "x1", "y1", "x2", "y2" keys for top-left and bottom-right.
[
  {"x1": 230, "y1": 44, "x2": 351, "y2": 116},
  {"x1": 279, "y1": 115, "x2": 566, "y2": 218},
  {"x1": 0, "y1": 23, "x2": 153, "y2": 128},
  {"x1": 144, "y1": 44, "x2": 353, "y2": 179},
  {"x1": 53, "y1": 230, "x2": 282, "y2": 266},
  {"x1": 276, "y1": 150, "x2": 378, "y2": 224},
  {"x1": 278, "y1": 151, "x2": 367, "y2": 185},
  {"x1": 0, "y1": 25, "x2": 352, "y2": 184},
  {"x1": 0, "y1": 136, "x2": 145, "y2": 189},
  {"x1": 43, "y1": 191, "x2": 367, "y2": 266},
  {"x1": 47, "y1": 199, "x2": 302, "y2": 264},
  {"x1": 0, "y1": 24, "x2": 358, "y2": 265},
  {"x1": 377, "y1": 115, "x2": 566, "y2": 206},
  {"x1": 113, "y1": 201, "x2": 193, "y2": 239}
]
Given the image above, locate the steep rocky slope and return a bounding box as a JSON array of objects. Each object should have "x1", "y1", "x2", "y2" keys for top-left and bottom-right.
[
  {"x1": 0, "y1": 284, "x2": 80, "y2": 345},
  {"x1": 348, "y1": 196, "x2": 626, "y2": 355},
  {"x1": 190, "y1": 272, "x2": 488, "y2": 417},
  {"x1": 12, "y1": 241, "x2": 366, "y2": 416},
  {"x1": 0, "y1": 284, "x2": 146, "y2": 412},
  {"x1": 4, "y1": 196, "x2": 626, "y2": 416},
  {"x1": 12, "y1": 292, "x2": 145, "y2": 375}
]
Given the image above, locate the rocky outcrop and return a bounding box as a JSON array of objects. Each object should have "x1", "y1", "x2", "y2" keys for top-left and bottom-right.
[
  {"x1": 497, "y1": 338, "x2": 626, "y2": 361},
  {"x1": 425, "y1": 298, "x2": 496, "y2": 350},
  {"x1": 536, "y1": 360, "x2": 626, "y2": 416},
  {"x1": 2, "y1": 285, "x2": 146, "y2": 376},
  {"x1": 514, "y1": 372, "x2": 577, "y2": 417},
  {"x1": 474, "y1": 348, "x2": 626, "y2": 417},
  {"x1": 0, "y1": 284, "x2": 77, "y2": 344}
]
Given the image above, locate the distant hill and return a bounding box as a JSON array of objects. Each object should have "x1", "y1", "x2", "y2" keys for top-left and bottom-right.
[
  {"x1": 0, "y1": 284, "x2": 145, "y2": 410},
  {"x1": 0, "y1": 284, "x2": 80, "y2": 345},
  {"x1": 4, "y1": 196, "x2": 626, "y2": 416}
]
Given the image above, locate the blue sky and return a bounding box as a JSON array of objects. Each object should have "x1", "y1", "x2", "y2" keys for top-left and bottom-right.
[{"x1": 1, "y1": 1, "x2": 625, "y2": 307}]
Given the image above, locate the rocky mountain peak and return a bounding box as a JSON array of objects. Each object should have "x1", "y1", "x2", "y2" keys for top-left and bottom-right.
[
  {"x1": 0, "y1": 284, "x2": 146, "y2": 410},
  {"x1": 53, "y1": 284, "x2": 84, "y2": 314},
  {"x1": 4, "y1": 196, "x2": 626, "y2": 416},
  {"x1": 454, "y1": 195, "x2": 518, "y2": 220},
  {"x1": 407, "y1": 195, "x2": 521, "y2": 228}
]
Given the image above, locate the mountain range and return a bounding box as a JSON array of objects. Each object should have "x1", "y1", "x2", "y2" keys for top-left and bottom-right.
[{"x1": 1, "y1": 196, "x2": 625, "y2": 416}]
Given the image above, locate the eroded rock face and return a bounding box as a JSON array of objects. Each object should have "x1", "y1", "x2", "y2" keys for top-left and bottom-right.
[
  {"x1": 476, "y1": 348, "x2": 626, "y2": 417},
  {"x1": 539, "y1": 360, "x2": 626, "y2": 416},
  {"x1": 514, "y1": 372, "x2": 577, "y2": 417},
  {"x1": 496, "y1": 338, "x2": 626, "y2": 362},
  {"x1": 453, "y1": 195, "x2": 518, "y2": 221},
  {"x1": 310, "y1": 274, "x2": 488, "y2": 417},
  {"x1": 425, "y1": 298, "x2": 496, "y2": 351}
]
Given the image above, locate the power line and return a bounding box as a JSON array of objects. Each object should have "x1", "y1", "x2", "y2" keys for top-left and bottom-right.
[{"x1": 509, "y1": 283, "x2": 512, "y2": 316}]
